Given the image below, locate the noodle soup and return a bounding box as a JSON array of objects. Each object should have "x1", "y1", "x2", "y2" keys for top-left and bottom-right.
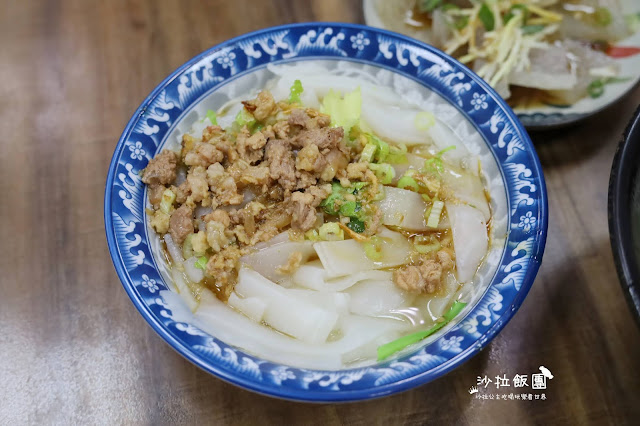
[{"x1": 143, "y1": 61, "x2": 507, "y2": 369}]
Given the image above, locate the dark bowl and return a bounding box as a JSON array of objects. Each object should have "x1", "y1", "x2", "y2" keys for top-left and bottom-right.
[{"x1": 609, "y1": 105, "x2": 640, "y2": 327}]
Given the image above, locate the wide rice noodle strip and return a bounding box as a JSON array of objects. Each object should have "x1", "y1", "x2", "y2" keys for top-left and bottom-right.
[
  {"x1": 227, "y1": 293, "x2": 266, "y2": 323},
  {"x1": 234, "y1": 267, "x2": 338, "y2": 344},
  {"x1": 240, "y1": 240, "x2": 316, "y2": 283},
  {"x1": 195, "y1": 289, "x2": 409, "y2": 369},
  {"x1": 375, "y1": 186, "x2": 429, "y2": 231},
  {"x1": 390, "y1": 153, "x2": 427, "y2": 183},
  {"x1": 347, "y1": 279, "x2": 413, "y2": 318},
  {"x1": 441, "y1": 167, "x2": 491, "y2": 221},
  {"x1": 292, "y1": 260, "x2": 394, "y2": 292},
  {"x1": 314, "y1": 227, "x2": 412, "y2": 278},
  {"x1": 164, "y1": 234, "x2": 184, "y2": 265},
  {"x1": 427, "y1": 121, "x2": 471, "y2": 164},
  {"x1": 446, "y1": 203, "x2": 488, "y2": 283},
  {"x1": 170, "y1": 269, "x2": 198, "y2": 312}
]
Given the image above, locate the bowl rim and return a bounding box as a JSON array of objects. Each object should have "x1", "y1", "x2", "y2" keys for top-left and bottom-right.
[
  {"x1": 608, "y1": 104, "x2": 640, "y2": 328},
  {"x1": 104, "y1": 22, "x2": 548, "y2": 402}
]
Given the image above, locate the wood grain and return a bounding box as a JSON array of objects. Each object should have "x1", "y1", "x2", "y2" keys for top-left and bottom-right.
[{"x1": 1, "y1": 0, "x2": 639, "y2": 424}]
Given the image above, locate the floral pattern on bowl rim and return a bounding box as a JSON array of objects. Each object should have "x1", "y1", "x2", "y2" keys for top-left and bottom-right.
[{"x1": 104, "y1": 23, "x2": 548, "y2": 402}]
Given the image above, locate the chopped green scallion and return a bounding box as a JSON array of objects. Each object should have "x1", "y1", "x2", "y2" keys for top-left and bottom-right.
[
  {"x1": 368, "y1": 163, "x2": 395, "y2": 184},
  {"x1": 160, "y1": 189, "x2": 176, "y2": 214},
  {"x1": 426, "y1": 200, "x2": 444, "y2": 228},
  {"x1": 363, "y1": 236, "x2": 384, "y2": 261},
  {"x1": 288, "y1": 79, "x2": 304, "y2": 103},
  {"x1": 206, "y1": 109, "x2": 218, "y2": 125},
  {"x1": 319, "y1": 222, "x2": 344, "y2": 241},
  {"x1": 194, "y1": 256, "x2": 208, "y2": 270}
]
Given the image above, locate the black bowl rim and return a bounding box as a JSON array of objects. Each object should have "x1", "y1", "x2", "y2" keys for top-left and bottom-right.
[{"x1": 608, "y1": 103, "x2": 640, "y2": 328}]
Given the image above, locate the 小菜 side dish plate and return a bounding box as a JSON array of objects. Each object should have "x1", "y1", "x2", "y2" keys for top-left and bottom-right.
[
  {"x1": 105, "y1": 23, "x2": 547, "y2": 402},
  {"x1": 364, "y1": 0, "x2": 640, "y2": 129}
]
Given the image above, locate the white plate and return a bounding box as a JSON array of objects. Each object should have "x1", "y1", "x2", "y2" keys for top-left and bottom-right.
[{"x1": 363, "y1": 0, "x2": 640, "y2": 129}]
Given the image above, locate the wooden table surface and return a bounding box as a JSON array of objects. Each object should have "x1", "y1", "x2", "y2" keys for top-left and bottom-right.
[{"x1": 2, "y1": 0, "x2": 640, "y2": 424}]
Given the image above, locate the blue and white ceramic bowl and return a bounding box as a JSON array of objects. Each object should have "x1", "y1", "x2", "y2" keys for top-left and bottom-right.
[{"x1": 105, "y1": 23, "x2": 548, "y2": 402}]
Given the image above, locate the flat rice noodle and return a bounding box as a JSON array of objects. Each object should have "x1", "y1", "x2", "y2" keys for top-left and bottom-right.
[
  {"x1": 390, "y1": 153, "x2": 427, "y2": 183},
  {"x1": 442, "y1": 167, "x2": 491, "y2": 221},
  {"x1": 171, "y1": 268, "x2": 198, "y2": 312},
  {"x1": 314, "y1": 227, "x2": 413, "y2": 278},
  {"x1": 286, "y1": 289, "x2": 351, "y2": 315},
  {"x1": 427, "y1": 121, "x2": 471, "y2": 164},
  {"x1": 194, "y1": 289, "x2": 410, "y2": 369},
  {"x1": 375, "y1": 186, "x2": 429, "y2": 231},
  {"x1": 446, "y1": 203, "x2": 488, "y2": 283},
  {"x1": 227, "y1": 293, "x2": 267, "y2": 322},
  {"x1": 164, "y1": 234, "x2": 184, "y2": 265},
  {"x1": 240, "y1": 240, "x2": 316, "y2": 283},
  {"x1": 361, "y1": 101, "x2": 433, "y2": 145},
  {"x1": 347, "y1": 279, "x2": 412, "y2": 317},
  {"x1": 292, "y1": 260, "x2": 394, "y2": 292},
  {"x1": 235, "y1": 267, "x2": 338, "y2": 344}
]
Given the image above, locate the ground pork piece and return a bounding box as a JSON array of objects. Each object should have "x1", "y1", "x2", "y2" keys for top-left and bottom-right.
[
  {"x1": 205, "y1": 246, "x2": 244, "y2": 287},
  {"x1": 186, "y1": 166, "x2": 209, "y2": 203},
  {"x1": 242, "y1": 91, "x2": 277, "y2": 122},
  {"x1": 295, "y1": 144, "x2": 327, "y2": 173},
  {"x1": 150, "y1": 210, "x2": 170, "y2": 234},
  {"x1": 393, "y1": 266, "x2": 424, "y2": 293},
  {"x1": 307, "y1": 184, "x2": 332, "y2": 206},
  {"x1": 202, "y1": 125, "x2": 223, "y2": 142},
  {"x1": 169, "y1": 204, "x2": 193, "y2": 245},
  {"x1": 191, "y1": 230, "x2": 209, "y2": 254},
  {"x1": 173, "y1": 181, "x2": 190, "y2": 204},
  {"x1": 322, "y1": 148, "x2": 350, "y2": 181},
  {"x1": 181, "y1": 134, "x2": 196, "y2": 157},
  {"x1": 288, "y1": 109, "x2": 310, "y2": 128},
  {"x1": 289, "y1": 191, "x2": 317, "y2": 232},
  {"x1": 214, "y1": 176, "x2": 243, "y2": 205},
  {"x1": 437, "y1": 249, "x2": 455, "y2": 271},
  {"x1": 141, "y1": 149, "x2": 178, "y2": 185},
  {"x1": 277, "y1": 251, "x2": 304, "y2": 274},
  {"x1": 214, "y1": 139, "x2": 239, "y2": 164},
  {"x1": 418, "y1": 260, "x2": 443, "y2": 294},
  {"x1": 293, "y1": 127, "x2": 344, "y2": 150},
  {"x1": 273, "y1": 120, "x2": 291, "y2": 139},
  {"x1": 238, "y1": 165, "x2": 271, "y2": 187},
  {"x1": 236, "y1": 127, "x2": 267, "y2": 164},
  {"x1": 261, "y1": 125, "x2": 275, "y2": 140},
  {"x1": 393, "y1": 250, "x2": 455, "y2": 293},
  {"x1": 206, "y1": 220, "x2": 230, "y2": 253},
  {"x1": 346, "y1": 162, "x2": 369, "y2": 181},
  {"x1": 203, "y1": 209, "x2": 231, "y2": 227},
  {"x1": 295, "y1": 171, "x2": 318, "y2": 190},
  {"x1": 251, "y1": 224, "x2": 280, "y2": 245},
  {"x1": 184, "y1": 142, "x2": 224, "y2": 168},
  {"x1": 288, "y1": 108, "x2": 331, "y2": 130},
  {"x1": 206, "y1": 163, "x2": 225, "y2": 184},
  {"x1": 148, "y1": 184, "x2": 166, "y2": 206},
  {"x1": 265, "y1": 139, "x2": 296, "y2": 191}
]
